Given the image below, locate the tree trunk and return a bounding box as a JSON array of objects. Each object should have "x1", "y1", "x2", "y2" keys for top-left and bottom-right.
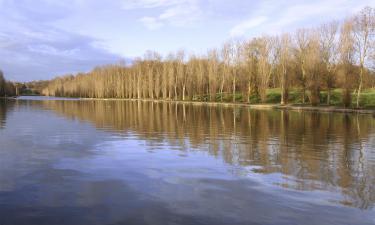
[
  {"x1": 327, "y1": 88, "x2": 331, "y2": 105},
  {"x1": 137, "y1": 85, "x2": 140, "y2": 99},
  {"x1": 182, "y1": 85, "x2": 186, "y2": 101},
  {"x1": 247, "y1": 82, "x2": 252, "y2": 103},
  {"x1": 174, "y1": 85, "x2": 177, "y2": 100},
  {"x1": 343, "y1": 88, "x2": 351, "y2": 108},
  {"x1": 220, "y1": 81, "x2": 224, "y2": 102},
  {"x1": 281, "y1": 88, "x2": 288, "y2": 105},
  {"x1": 356, "y1": 66, "x2": 364, "y2": 108},
  {"x1": 310, "y1": 87, "x2": 320, "y2": 106},
  {"x1": 232, "y1": 77, "x2": 236, "y2": 103},
  {"x1": 301, "y1": 67, "x2": 306, "y2": 104},
  {"x1": 302, "y1": 87, "x2": 305, "y2": 104},
  {"x1": 281, "y1": 74, "x2": 288, "y2": 105}
]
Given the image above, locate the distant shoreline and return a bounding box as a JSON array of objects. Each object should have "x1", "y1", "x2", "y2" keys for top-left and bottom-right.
[
  {"x1": 6, "y1": 96, "x2": 375, "y2": 115},
  {"x1": 78, "y1": 97, "x2": 375, "y2": 115}
]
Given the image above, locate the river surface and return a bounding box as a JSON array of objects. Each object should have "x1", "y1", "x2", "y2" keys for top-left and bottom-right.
[{"x1": 0, "y1": 97, "x2": 374, "y2": 225}]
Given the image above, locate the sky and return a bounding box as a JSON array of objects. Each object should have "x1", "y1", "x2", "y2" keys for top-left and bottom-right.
[{"x1": 0, "y1": 0, "x2": 374, "y2": 81}]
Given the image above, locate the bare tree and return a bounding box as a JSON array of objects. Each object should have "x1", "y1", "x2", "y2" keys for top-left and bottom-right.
[
  {"x1": 305, "y1": 31, "x2": 322, "y2": 106},
  {"x1": 319, "y1": 21, "x2": 339, "y2": 105},
  {"x1": 352, "y1": 7, "x2": 375, "y2": 107},
  {"x1": 294, "y1": 29, "x2": 310, "y2": 104},
  {"x1": 257, "y1": 36, "x2": 276, "y2": 103},
  {"x1": 208, "y1": 49, "x2": 219, "y2": 101},
  {"x1": 339, "y1": 19, "x2": 356, "y2": 107},
  {"x1": 176, "y1": 50, "x2": 186, "y2": 100},
  {"x1": 277, "y1": 34, "x2": 292, "y2": 105},
  {"x1": 0, "y1": 70, "x2": 5, "y2": 96},
  {"x1": 243, "y1": 39, "x2": 259, "y2": 102},
  {"x1": 231, "y1": 40, "x2": 244, "y2": 103}
]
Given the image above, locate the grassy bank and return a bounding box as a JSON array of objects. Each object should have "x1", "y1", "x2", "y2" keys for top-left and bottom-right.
[
  {"x1": 19, "y1": 88, "x2": 375, "y2": 114},
  {"x1": 76, "y1": 89, "x2": 375, "y2": 115},
  {"x1": 191, "y1": 88, "x2": 375, "y2": 109}
]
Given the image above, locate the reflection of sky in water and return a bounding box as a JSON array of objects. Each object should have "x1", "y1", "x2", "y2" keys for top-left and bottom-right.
[{"x1": 0, "y1": 99, "x2": 374, "y2": 225}]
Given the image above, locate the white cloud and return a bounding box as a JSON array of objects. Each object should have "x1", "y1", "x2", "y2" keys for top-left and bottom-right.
[
  {"x1": 139, "y1": 17, "x2": 164, "y2": 30},
  {"x1": 229, "y1": 0, "x2": 375, "y2": 38},
  {"x1": 123, "y1": 0, "x2": 202, "y2": 30},
  {"x1": 28, "y1": 44, "x2": 79, "y2": 57},
  {"x1": 122, "y1": 0, "x2": 184, "y2": 9},
  {"x1": 230, "y1": 16, "x2": 268, "y2": 37},
  {"x1": 0, "y1": 1, "x2": 120, "y2": 81}
]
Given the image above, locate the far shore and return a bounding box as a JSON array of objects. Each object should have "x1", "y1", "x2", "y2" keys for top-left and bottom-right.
[
  {"x1": 5, "y1": 96, "x2": 375, "y2": 115},
  {"x1": 77, "y1": 97, "x2": 375, "y2": 115}
]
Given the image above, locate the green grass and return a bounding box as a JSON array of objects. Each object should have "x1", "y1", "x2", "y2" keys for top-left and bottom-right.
[
  {"x1": 264, "y1": 88, "x2": 303, "y2": 104},
  {"x1": 357, "y1": 89, "x2": 375, "y2": 108},
  {"x1": 192, "y1": 88, "x2": 375, "y2": 109},
  {"x1": 266, "y1": 88, "x2": 375, "y2": 108}
]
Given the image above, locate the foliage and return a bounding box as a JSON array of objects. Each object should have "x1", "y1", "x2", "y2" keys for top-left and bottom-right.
[{"x1": 0, "y1": 70, "x2": 16, "y2": 97}]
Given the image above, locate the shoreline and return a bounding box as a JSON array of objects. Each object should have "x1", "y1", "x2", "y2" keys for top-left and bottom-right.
[
  {"x1": 7, "y1": 96, "x2": 375, "y2": 114},
  {"x1": 77, "y1": 97, "x2": 375, "y2": 115}
]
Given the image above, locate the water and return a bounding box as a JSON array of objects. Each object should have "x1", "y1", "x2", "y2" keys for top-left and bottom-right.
[{"x1": 0, "y1": 97, "x2": 374, "y2": 225}]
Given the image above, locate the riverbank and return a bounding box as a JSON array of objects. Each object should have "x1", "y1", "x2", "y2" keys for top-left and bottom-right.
[
  {"x1": 78, "y1": 97, "x2": 375, "y2": 115},
  {"x1": 0, "y1": 96, "x2": 18, "y2": 99},
  {"x1": 9, "y1": 95, "x2": 375, "y2": 114}
]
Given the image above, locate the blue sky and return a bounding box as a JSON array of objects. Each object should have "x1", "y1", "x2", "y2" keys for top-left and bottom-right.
[{"x1": 0, "y1": 0, "x2": 373, "y2": 81}]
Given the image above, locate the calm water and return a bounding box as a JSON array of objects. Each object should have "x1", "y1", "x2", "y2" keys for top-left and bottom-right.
[{"x1": 0, "y1": 97, "x2": 374, "y2": 225}]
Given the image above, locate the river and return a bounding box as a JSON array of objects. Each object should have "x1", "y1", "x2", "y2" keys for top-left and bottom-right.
[{"x1": 0, "y1": 97, "x2": 374, "y2": 225}]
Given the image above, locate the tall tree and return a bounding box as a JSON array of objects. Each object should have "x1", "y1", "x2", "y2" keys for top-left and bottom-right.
[
  {"x1": 305, "y1": 31, "x2": 322, "y2": 106},
  {"x1": 0, "y1": 70, "x2": 5, "y2": 96},
  {"x1": 319, "y1": 21, "x2": 339, "y2": 105},
  {"x1": 294, "y1": 29, "x2": 310, "y2": 104},
  {"x1": 277, "y1": 34, "x2": 292, "y2": 105},
  {"x1": 243, "y1": 39, "x2": 259, "y2": 102},
  {"x1": 207, "y1": 50, "x2": 220, "y2": 101},
  {"x1": 339, "y1": 19, "x2": 356, "y2": 107},
  {"x1": 352, "y1": 7, "x2": 375, "y2": 107},
  {"x1": 256, "y1": 36, "x2": 275, "y2": 103}
]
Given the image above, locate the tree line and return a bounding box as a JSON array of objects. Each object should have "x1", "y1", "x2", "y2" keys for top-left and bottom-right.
[
  {"x1": 0, "y1": 70, "x2": 17, "y2": 97},
  {"x1": 42, "y1": 7, "x2": 375, "y2": 107}
]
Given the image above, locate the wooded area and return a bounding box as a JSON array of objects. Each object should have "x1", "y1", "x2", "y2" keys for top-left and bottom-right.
[
  {"x1": 0, "y1": 70, "x2": 16, "y2": 97},
  {"x1": 40, "y1": 7, "x2": 374, "y2": 107}
]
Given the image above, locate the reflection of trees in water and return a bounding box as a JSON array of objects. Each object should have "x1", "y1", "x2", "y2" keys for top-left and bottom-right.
[
  {"x1": 0, "y1": 100, "x2": 13, "y2": 129},
  {"x1": 40, "y1": 100, "x2": 375, "y2": 209}
]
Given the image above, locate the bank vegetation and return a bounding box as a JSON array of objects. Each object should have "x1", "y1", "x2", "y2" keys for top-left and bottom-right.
[{"x1": 0, "y1": 70, "x2": 17, "y2": 97}]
